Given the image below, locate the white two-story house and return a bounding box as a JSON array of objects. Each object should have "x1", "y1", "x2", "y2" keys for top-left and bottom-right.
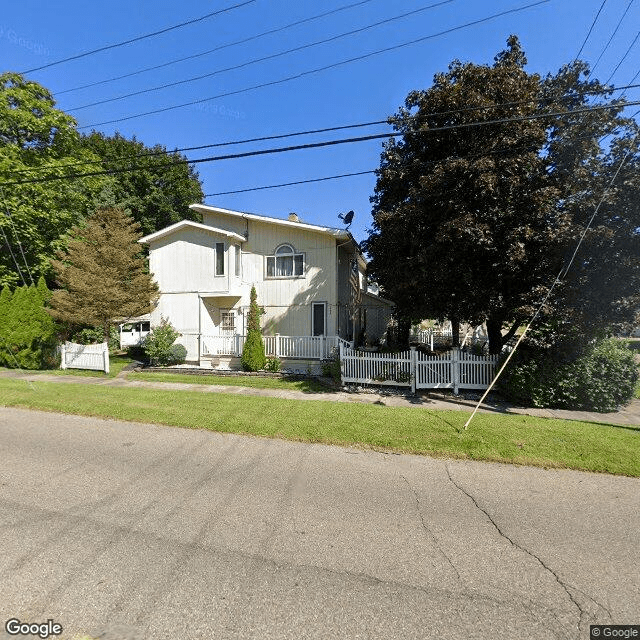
[{"x1": 139, "y1": 204, "x2": 394, "y2": 370}]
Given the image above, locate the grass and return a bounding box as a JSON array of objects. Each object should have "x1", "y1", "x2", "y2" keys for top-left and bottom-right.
[
  {"x1": 126, "y1": 371, "x2": 329, "y2": 392},
  {"x1": 1, "y1": 377, "x2": 638, "y2": 477},
  {"x1": 0, "y1": 354, "x2": 134, "y2": 379}
]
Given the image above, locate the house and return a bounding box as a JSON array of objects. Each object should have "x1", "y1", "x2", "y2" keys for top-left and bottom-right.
[{"x1": 138, "y1": 204, "x2": 394, "y2": 371}]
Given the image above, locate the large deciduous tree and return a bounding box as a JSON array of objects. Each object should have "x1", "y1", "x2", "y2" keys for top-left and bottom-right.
[
  {"x1": 0, "y1": 72, "x2": 109, "y2": 287},
  {"x1": 79, "y1": 131, "x2": 204, "y2": 237},
  {"x1": 48, "y1": 207, "x2": 159, "y2": 340},
  {"x1": 363, "y1": 36, "x2": 640, "y2": 353}
]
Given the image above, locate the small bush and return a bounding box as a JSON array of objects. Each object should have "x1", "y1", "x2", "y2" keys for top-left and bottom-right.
[
  {"x1": 167, "y1": 343, "x2": 187, "y2": 365},
  {"x1": 265, "y1": 356, "x2": 281, "y2": 372},
  {"x1": 499, "y1": 337, "x2": 638, "y2": 412},
  {"x1": 321, "y1": 357, "x2": 341, "y2": 383},
  {"x1": 143, "y1": 318, "x2": 181, "y2": 366},
  {"x1": 72, "y1": 326, "x2": 119, "y2": 353}
]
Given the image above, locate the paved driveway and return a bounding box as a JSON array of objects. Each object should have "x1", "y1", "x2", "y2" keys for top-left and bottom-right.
[{"x1": 0, "y1": 407, "x2": 638, "y2": 639}]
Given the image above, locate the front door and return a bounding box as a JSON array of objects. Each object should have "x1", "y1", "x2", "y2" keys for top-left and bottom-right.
[
  {"x1": 312, "y1": 302, "x2": 326, "y2": 336},
  {"x1": 220, "y1": 309, "x2": 236, "y2": 336}
]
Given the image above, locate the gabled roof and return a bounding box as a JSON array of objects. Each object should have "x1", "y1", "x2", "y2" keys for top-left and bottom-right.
[
  {"x1": 138, "y1": 219, "x2": 246, "y2": 244},
  {"x1": 189, "y1": 203, "x2": 351, "y2": 239}
]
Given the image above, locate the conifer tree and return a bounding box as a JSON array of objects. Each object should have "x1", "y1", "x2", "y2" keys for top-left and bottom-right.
[
  {"x1": 0, "y1": 279, "x2": 57, "y2": 368},
  {"x1": 241, "y1": 286, "x2": 266, "y2": 371},
  {"x1": 48, "y1": 207, "x2": 159, "y2": 340}
]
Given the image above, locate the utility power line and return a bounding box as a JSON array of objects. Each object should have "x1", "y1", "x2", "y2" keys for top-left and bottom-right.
[
  {"x1": 79, "y1": 0, "x2": 551, "y2": 129},
  {"x1": 13, "y1": 83, "x2": 640, "y2": 179},
  {"x1": 3, "y1": 99, "x2": 639, "y2": 188},
  {"x1": 56, "y1": 0, "x2": 383, "y2": 95},
  {"x1": 68, "y1": 0, "x2": 454, "y2": 112},
  {"x1": 605, "y1": 29, "x2": 640, "y2": 84},
  {"x1": 21, "y1": 1, "x2": 257, "y2": 74},
  {"x1": 574, "y1": 0, "x2": 608, "y2": 61},
  {"x1": 590, "y1": 0, "x2": 634, "y2": 74}
]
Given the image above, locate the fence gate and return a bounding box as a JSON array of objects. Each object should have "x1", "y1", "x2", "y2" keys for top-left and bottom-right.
[{"x1": 60, "y1": 341, "x2": 110, "y2": 373}]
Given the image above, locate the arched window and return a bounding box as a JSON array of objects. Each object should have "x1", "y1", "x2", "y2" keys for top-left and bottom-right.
[{"x1": 266, "y1": 244, "x2": 304, "y2": 278}]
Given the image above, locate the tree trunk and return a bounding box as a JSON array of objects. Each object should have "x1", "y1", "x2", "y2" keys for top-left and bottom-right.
[
  {"x1": 395, "y1": 317, "x2": 411, "y2": 349},
  {"x1": 451, "y1": 316, "x2": 460, "y2": 348},
  {"x1": 486, "y1": 317, "x2": 503, "y2": 355}
]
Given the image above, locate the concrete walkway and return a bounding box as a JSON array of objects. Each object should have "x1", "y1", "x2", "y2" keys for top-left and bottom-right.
[{"x1": 1, "y1": 368, "x2": 639, "y2": 426}]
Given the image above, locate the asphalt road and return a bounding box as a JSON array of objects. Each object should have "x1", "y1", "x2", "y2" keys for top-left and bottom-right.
[{"x1": 0, "y1": 407, "x2": 638, "y2": 640}]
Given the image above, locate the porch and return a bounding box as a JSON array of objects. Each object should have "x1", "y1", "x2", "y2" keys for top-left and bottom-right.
[{"x1": 199, "y1": 334, "x2": 349, "y2": 363}]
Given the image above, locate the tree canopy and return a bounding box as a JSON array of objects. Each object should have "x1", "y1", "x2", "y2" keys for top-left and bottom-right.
[
  {"x1": 48, "y1": 207, "x2": 159, "y2": 339},
  {"x1": 363, "y1": 36, "x2": 640, "y2": 353},
  {"x1": 0, "y1": 73, "x2": 204, "y2": 288}
]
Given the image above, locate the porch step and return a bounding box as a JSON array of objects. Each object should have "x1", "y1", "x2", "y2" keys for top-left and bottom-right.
[{"x1": 199, "y1": 355, "x2": 242, "y2": 371}]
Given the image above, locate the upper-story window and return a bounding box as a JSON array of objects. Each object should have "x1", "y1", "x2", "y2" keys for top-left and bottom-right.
[
  {"x1": 266, "y1": 244, "x2": 304, "y2": 278},
  {"x1": 215, "y1": 242, "x2": 225, "y2": 276}
]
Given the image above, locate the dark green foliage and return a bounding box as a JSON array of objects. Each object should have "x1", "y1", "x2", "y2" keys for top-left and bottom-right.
[
  {"x1": 167, "y1": 343, "x2": 187, "y2": 365},
  {"x1": 71, "y1": 326, "x2": 119, "y2": 353},
  {"x1": 498, "y1": 338, "x2": 638, "y2": 412},
  {"x1": 142, "y1": 318, "x2": 181, "y2": 366},
  {"x1": 265, "y1": 356, "x2": 281, "y2": 372},
  {"x1": 0, "y1": 277, "x2": 57, "y2": 369},
  {"x1": 363, "y1": 36, "x2": 640, "y2": 353},
  {"x1": 321, "y1": 357, "x2": 342, "y2": 384},
  {"x1": 79, "y1": 132, "x2": 204, "y2": 237},
  {"x1": 241, "y1": 287, "x2": 266, "y2": 371}
]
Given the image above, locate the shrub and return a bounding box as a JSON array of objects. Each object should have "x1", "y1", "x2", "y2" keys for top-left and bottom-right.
[
  {"x1": 143, "y1": 318, "x2": 181, "y2": 366},
  {"x1": 265, "y1": 356, "x2": 281, "y2": 372},
  {"x1": 321, "y1": 357, "x2": 341, "y2": 383},
  {"x1": 72, "y1": 326, "x2": 119, "y2": 352},
  {"x1": 0, "y1": 279, "x2": 57, "y2": 370},
  {"x1": 167, "y1": 343, "x2": 187, "y2": 365},
  {"x1": 498, "y1": 337, "x2": 638, "y2": 412},
  {"x1": 241, "y1": 287, "x2": 266, "y2": 371}
]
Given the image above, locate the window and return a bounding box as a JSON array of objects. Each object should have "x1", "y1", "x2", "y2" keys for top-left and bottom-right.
[
  {"x1": 215, "y1": 242, "x2": 225, "y2": 276},
  {"x1": 221, "y1": 310, "x2": 235, "y2": 334},
  {"x1": 235, "y1": 244, "x2": 241, "y2": 277},
  {"x1": 266, "y1": 244, "x2": 304, "y2": 278}
]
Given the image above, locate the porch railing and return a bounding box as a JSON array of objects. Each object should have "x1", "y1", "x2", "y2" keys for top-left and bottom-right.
[{"x1": 200, "y1": 334, "x2": 346, "y2": 360}]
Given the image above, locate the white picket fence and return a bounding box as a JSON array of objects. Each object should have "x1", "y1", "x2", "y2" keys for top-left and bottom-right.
[
  {"x1": 60, "y1": 341, "x2": 110, "y2": 373},
  {"x1": 340, "y1": 344, "x2": 499, "y2": 393},
  {"x1": 200, "y1": 334, "x2": 345, "y2": 360}
]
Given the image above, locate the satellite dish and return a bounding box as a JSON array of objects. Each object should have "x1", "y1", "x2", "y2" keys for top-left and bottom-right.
[{"x1": 338, "y1": 210, "x2": 354, "y2": 227}]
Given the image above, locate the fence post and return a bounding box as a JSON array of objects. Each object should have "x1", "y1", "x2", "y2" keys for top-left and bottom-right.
[
  {"x1": 339, "y1": 342, "x2": 345, "y2": 381},
  {"x1": 320, "y1": 335, "x2": 325, "y2": 359},
  {"x1": 410, "y1": 346, "x2": 417, "y2": 394},
  {"x1": 452, "y1": 347, "x2": 459, "y2": 394},
  {"x1": 430, "y1": 332, "x2": 434, "y2": 352},
  {"x1": 274, "y1": 333, "x2": 280, "y2": 358},
  {"x1": 60, "y1": 342, "x2": 67, "y2": 370},
  {"x1": 103, "y1": 342, "x2": 110, "y2": 374}
]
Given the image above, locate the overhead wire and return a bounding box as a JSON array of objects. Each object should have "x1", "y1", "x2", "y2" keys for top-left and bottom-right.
[
  {"x1": 56, "y1": 0, "x2": 383, "y2": 96},
  {"x1": 67, "y1": 0, "x2": 455, "y2": 112},
  {"x1": 78, "y1": 0, "x2": 551, "y2": 129},
  {"x1": 605, "y1": 29, "x2": 640, "y2": 83},
  {"x1": 574, "y1": 0, "x2": 608, "y2": 62},
  {"x1": 4, "y1": 99, "x2": 640, "y2": 188},
  {"x1": 590, "y1": 0, "x2": 634, "y2": 74},
  {"x1": 20, "y1": 0, "x2": 257, "y2": 74},
  {"x1": 11, "y1": 83, "x2": 640, "y2": 179}
]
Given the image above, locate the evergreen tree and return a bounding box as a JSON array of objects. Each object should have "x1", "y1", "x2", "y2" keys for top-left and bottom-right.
[
  {"x1": 48, "y1": 207, "x2": 159, "y2": 340},
  {"x1": 0, "y1": 278, "x2": 57, "y2": 369},
  {"x1": 241, "y1": 286, "x2": 266, "y2": 371}
]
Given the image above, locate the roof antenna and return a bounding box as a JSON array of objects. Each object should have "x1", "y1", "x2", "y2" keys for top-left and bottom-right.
[{"x1": 338, "y1": 210, "x2": 354, "y2": 228}]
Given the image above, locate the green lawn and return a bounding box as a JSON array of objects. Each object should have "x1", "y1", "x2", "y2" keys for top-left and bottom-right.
[
  {"x1": 126, "y1": 371, "x2": 328, "y2": 392},
  {"x1": 1, "y1": 378, "x2": 638, "y2": 477}
]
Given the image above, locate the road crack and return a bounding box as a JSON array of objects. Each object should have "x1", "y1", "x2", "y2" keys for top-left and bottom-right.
[
  {"x1": 400, "y1": 474, "x2": 461, "y2": 581},
  {"x1": 445, "y1": 463, "x2": 587, "y2": 634}
]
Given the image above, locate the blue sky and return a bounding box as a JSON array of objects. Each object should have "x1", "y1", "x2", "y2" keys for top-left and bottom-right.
[{"x1": 3, "y1": 0, "x2": 639, "y2": 242}]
